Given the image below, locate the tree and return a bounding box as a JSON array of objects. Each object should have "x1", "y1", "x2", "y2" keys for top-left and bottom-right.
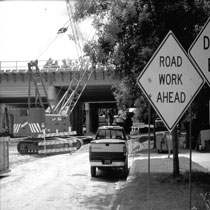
[
  {"x1": 74, "y1": 0, "x2": 210, "y2": 177},
  {"x1": 75, "y1": 0, "x2": 210, "y2": 112}
]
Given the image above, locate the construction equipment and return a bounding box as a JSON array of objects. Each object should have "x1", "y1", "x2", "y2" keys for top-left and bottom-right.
[
  {"x1": 14, "y1": 60, "x2": 77, "y2": 154},
  {"x1": 2, "y1": 2, "x2": 95, "y2": 155},
  {"x1": 53, "y1": 59, "x2": 93, "y2": 115},
  {"x1": 15, "y1": 58, "x2": 93, "y2": 155},
  {"x1": 28, "y1": 60, "x2": 53, "y2": 113},
  {"x1": 52, "y1": 0, "x2": 94, "y2": 116},
  {"x1": 13, "y1": 105, "x2": 78, "y2": 155}
]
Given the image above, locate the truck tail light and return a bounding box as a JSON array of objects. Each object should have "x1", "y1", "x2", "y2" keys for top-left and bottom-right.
[{"x1": 89, "y1": 145, "x2": 92, "y2": 152}]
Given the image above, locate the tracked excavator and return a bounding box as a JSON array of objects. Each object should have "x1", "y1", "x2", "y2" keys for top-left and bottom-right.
[{"x1": 14, "y1": 1, "x2": 94, "y2": 155}]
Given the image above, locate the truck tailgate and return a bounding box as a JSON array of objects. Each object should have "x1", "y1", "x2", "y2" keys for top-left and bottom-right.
[
  {"x1": 89, "y1": 139, "x2": 127, "y2": 164},
  {"x1": 90, "y1": 139, "x2": 125, "y2": 153}
]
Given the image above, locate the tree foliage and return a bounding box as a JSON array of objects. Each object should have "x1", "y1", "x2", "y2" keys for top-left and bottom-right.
[
  {"x1": 74, "y1": 0, "x2": 210, "y2": 178},
  {"x1": 75, "y1": 0, "x2": 210, "y2": 120}
]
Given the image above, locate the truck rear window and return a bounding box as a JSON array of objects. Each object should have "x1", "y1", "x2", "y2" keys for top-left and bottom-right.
[{"x1": 96, "y1": 129, "x2": 126, "y2": 140}]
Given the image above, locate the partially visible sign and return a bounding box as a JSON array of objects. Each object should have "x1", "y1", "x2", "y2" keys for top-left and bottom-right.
[
  {"x1": 189, "y1": 17, "x2": 210, "y2": 87},
  {"x1": 137, "y1": 31, "x2": 204, "y2": 131}
]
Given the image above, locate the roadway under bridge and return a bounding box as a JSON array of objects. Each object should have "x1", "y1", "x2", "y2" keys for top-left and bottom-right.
[{"x1": 0, "y1": 60, "x2": 117, "y2": 134}]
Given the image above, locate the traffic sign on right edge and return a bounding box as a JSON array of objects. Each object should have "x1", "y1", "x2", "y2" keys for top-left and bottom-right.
[
  {"x1": 189, "y1": 17, "x2": 210, "y2": 87},
  {"x1": 137, "y1": 31, "x2": 204, "y2": 131}
]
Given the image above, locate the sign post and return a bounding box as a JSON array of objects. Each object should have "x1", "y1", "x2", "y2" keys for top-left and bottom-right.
[
  {"x1": 137, "y1": 30, "x2": 205, "y2": 210},
  {"x1": 147, "y1": 102, "x2": 151, "y2": 210},
  {"x1": 137, "y1": 31, "x2": 204, "y2": 132}
]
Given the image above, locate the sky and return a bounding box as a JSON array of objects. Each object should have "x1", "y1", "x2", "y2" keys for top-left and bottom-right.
[{"x1": 0, "y1": 1, "x2": 95, "y2": 61}]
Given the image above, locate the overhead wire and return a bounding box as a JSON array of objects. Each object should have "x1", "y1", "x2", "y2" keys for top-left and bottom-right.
[
  {"x1": 36, "y1": 0, "x2": 87, "y2": 60},
  {"x1": 66, "y1": 0, "x2": 83, "y2": 58},
  {"x1": 36, "y1": 20, "x2": 70, "y2": 60}
]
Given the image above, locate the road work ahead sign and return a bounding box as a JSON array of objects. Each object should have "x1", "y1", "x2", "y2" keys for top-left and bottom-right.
[
  {"x1": 189, "y1": 17, "x2": 210, "y2": 87},
  {"x1": 137, "y1": 31, "x2": 204, "y2": 131}
]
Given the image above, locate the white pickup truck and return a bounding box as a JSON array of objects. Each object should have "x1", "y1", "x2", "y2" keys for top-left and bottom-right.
[{"x1": 89, "y1": 126, "x2": 129, "y2": 177}]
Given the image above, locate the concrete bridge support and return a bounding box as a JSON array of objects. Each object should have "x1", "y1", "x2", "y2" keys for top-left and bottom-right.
[
  {"x1": 83, "y1": 102, "x2": 117, "y2": 134},
  {"x1": 47, "y1": 86, "x2": 61, "y2": 108},
  {"x1": 71, "y1": 101, "x2": 83, "y2": 136},
  {"x1": 84, "y1": 102, "x2": 99, "y2": 134},
  {"x1": 85, "y1": 103, "x2": 90, "y2": 134}
]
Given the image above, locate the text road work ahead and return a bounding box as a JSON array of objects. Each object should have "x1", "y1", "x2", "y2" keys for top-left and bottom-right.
[
  {"x1": 137, "y1": 31, "x2": 205, "y2": 131},
  {"x1": 156, "y1": 55, "x2": 186, "y2": 103}
]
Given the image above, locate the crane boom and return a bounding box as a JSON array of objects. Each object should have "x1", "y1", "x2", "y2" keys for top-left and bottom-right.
[
  {"x1": 53, "y1": 58, "x2": 93, "y2": 116},
  {"x1": 28, "y1": 60, "x2": 53, "y2": 113}
]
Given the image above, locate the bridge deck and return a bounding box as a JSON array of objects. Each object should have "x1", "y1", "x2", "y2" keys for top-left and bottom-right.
[{"x1": 0, "y1": 60, "x2": 116, "y2": 106}]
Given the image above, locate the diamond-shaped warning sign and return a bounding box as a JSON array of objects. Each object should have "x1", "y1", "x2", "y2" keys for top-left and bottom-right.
[
  {"x1": 189, "y1": 17, "x2": 210, "y2": 87},
  {"x1": 137, "y1": 31, "x2": 204, "y2": 131}
]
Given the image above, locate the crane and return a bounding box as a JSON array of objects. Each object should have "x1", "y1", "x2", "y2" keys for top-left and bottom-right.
[
  {"x1": 29, "y1": 0, "x2": 95, "y2": 117},
  {"x1": 15, "y1": 1, "x2": 95, "y2": 155},
  {"x1": 51, "y1": 0, "x2": 95, "y2": 116}
]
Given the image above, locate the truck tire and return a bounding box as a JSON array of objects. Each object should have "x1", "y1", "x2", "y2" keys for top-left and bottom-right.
[{"x1": 91, "y1": 166, "x2": 96, "y2": 177}]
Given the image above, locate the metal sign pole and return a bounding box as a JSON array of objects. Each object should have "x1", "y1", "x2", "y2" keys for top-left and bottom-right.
[
  {"x1": 209, "y1": 100, "x2": 210, "y2": 126},
  {"x1": 189, "y1": 105, "x2": 192, "y2": 210},
  {"x1": 147, "y1": 102, "x2": 151, "y2": 210}
]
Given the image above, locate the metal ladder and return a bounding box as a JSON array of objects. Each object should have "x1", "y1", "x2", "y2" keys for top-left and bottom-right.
[{"x1": 28, "y1": 60, "x2": 53, "y2": 113}]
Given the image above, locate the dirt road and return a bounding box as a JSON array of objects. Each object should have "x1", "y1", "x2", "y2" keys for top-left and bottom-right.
[
  {"x1": 1, "y1": 145, "x2": 126, "y2": 210},
  {"x1": 1, "y1": 140, "x2": 209, "y2": 210}
]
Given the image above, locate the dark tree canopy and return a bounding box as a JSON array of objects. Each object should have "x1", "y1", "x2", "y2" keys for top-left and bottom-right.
[{"x1": 75, "y1": 0, "x2": 210, "y2": 124}]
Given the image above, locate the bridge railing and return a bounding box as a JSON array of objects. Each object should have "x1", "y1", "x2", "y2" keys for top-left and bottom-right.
[
  {"x1": 0, "y1": 59, "x2": 85, "y2": 73},
  {"x1": 0, "y1": 59, "x2": 114, "y2": 73}
]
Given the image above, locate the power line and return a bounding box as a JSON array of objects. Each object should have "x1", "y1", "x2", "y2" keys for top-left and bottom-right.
[{"x1": 66, "y1": 0, "x2": 83, "y2": 58}]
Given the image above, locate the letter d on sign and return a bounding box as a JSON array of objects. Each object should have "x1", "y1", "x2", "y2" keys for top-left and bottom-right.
[{"x1": 204, "y1": 36, "x2": 210, "y2": 50}]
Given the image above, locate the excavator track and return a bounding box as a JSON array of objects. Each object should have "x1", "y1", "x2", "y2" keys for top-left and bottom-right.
[
  {"x1": 17, "y1": 139, "x2": 72, "y2": 155},
  {"x1": 17, "y1": 140, "x2": 40, "y2": 155},
  {"x1": 17, "y1": 136, "x2": 87, "y2": 155}
]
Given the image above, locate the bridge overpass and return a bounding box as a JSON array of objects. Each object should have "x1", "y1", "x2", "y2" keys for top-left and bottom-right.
[{"x1": 0, "y1": 60, "x2": 117, "y2": 134}]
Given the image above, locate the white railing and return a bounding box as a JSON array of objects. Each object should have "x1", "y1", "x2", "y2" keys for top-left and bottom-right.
[
  {"x1": 0, "y1": 59, "x2": 84, "y2": 72},
  {"x1": 0, "y1": 59, "x2": 114, "y2": 73}
]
